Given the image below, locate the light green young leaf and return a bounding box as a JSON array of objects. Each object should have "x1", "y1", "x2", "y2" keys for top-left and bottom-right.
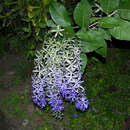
[
  {"x1": 109, "y1": 19, "x2": 130, "y2": 40},
  {"x1": 73, "y1": 0, "x2": 91, "y2": 28},
  {"x1": 49, "y1": 2, "x2": 71, "y2": 27},
  {"x1": 99, "y1": 0, "x2": 120, "y2": 14}
]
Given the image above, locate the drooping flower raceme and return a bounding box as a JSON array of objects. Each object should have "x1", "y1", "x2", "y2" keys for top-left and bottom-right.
[{"x1": 32, "y1": 36, "x2": 89, "y2": 118}]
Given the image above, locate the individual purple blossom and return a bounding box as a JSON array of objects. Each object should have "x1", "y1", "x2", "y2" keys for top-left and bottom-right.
[
  {"x1": 49, "y1": 95, "x2": 64, "y2": 112},
  {"x1": 61, "y1": 88, "x2": 77, "y2": 102},
  {"x1": 75, "y1": 97, "x2": 89, "y2": 111},
  {"x1": 73, "y1": 114, "x2": 77, "y2": 118}
]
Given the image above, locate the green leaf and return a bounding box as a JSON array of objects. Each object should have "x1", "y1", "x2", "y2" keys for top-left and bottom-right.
[
  {"x1": 81, "y1": 40, "x2": 106, "y2": 53},
  {"x1": 76, "y1": 28, "x2": 103, "y2": 41},
  {"x1": 46, "y1": 20, "x2": 57, "y2": 28},
  {"x1": 119, "y1": 0, "x2": 130, "y2": 9},
  {"x1": 73, "y1": 0, "x2": 91, "y2": 28},
  {"x1": 89, "y1": 17, "x2": 101, "y2": 24},
  {"x1": 118, "y1": 9, "x2": 130, "y2": 21},
  {"x1": 80, "y1": 53, "x2": 87, "y2": 73},
  {"x1": 109, "y1": 19, "x2": 130, "y2": 40},
  {"x1": 118, "y1": 0, "x2": 130, "y2": 21},
  {"x1": 64, "y1": 26, "x2": 75, "y2": 38},
  {"x1": 77, "y1": 28, "x2": 107, "y2": 57},
  {"x1": 49, "y1": 2, "x2": 71, "y2": 27},
  {"x1": 98, "y1": 17, "x2": 120, "y2": 28},
  {"x1": 99, "y1": 0, "x2": 120, "y2": 14},
  {"x1": 98, "y1": 28, "x2": 111, "y2": 40},
  {"x1": 81, "y1": 41, "x2": 99, "y2": 53},
  {"x1": 95, "y1": 40, "x2": 107, "y2": 58}
]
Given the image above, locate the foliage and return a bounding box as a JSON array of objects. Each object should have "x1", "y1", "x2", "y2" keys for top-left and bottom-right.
[
  {"x1": 0, "y1": 0, "x2": 130, "y2": 120},
  {"x1": 46, "y1": 0, "x2": 130, "y2": 72},
  {"x1": 0, "y1": 0, "x2": 130, "y2": 62}
]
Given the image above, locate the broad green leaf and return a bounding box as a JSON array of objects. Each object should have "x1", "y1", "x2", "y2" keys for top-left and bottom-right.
[
  {"x1": 49, "y1": 2, "x2": 71, "y2": 27},
  {"x1": 118, "y1": 9, "x2": 130, "y2": 21},
  {"x1": 81, "y1": 41, "x2": 99, "y2": 53},
  {"x1": 80, "y1": 53, "x2": 87, "y2": 73},
  {"x1": 118, "y1": 0, "x2": 130, "y2": 21},
  {"x1": 95, "y1": 40, "x2": 107, "y2": 58},
  {"x1": 98, "y1": 28, "x2": 111, "y2": 40},
  {"x1": 46, "y1": 20, "x2": 57, "y2": 28},
  {"x1": 77, "y1": 28, "x2": 107, "y2": 57},
  {"x1": 119, "y1": 0, "x2": 130, "y2": 9},
  {"x1": 76, "y1": 28, "x2": 103, "y2": 41},
  {"x1": 81, "y1": 40, "x2": 105, "y2": 53},
  {"x1": 99, "y1": 0, "x2": 120, "y2": 14},
  {"x1": 98, "y1": 17, "x2": 120, "y2": 28},
  {"x1": 73, "y1": 0, "x2": 91, "y2": 28},
  {"x1": 109, "y1": 19, "x2": 130, "y2": 40},
  {"x1": 64, "y1": 26, "x2": 75, "y2": 38}
]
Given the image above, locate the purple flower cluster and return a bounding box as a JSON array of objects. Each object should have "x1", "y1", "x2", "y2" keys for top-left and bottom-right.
[{"x1": 32, "y1": 37, "x2": 89, "y2": 115}]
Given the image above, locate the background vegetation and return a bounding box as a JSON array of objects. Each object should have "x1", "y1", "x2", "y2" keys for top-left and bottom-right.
[{"x1": 0, "y1": 0, "x2": 130, "y2": 129}]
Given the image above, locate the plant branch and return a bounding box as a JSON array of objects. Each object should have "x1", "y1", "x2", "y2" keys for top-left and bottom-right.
[
  {"x1": 108, "y1": 10, "x2": 118, "y2": 17},
  {"x1": 88, "y1": 10, "x2": 118, "y2": 29},
  {"x1": 88, "y1": 21, "x2": 98, "y2": 29}
]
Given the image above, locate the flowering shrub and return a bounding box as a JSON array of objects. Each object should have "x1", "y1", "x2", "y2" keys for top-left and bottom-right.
[{"x1": 32, "y1": 32, "x2": 89, "y2": 119}]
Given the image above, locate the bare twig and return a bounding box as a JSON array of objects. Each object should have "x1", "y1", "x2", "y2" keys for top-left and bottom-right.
[
  {"x1": 88, "y1": 21, "x2": 99, "y2": 29},
  {"x1": 108, "y1": 10, "x2": 118, "y2": 17},
  {"x1": 73, "y1": 26, "x2": 80, "y2": 29}
]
